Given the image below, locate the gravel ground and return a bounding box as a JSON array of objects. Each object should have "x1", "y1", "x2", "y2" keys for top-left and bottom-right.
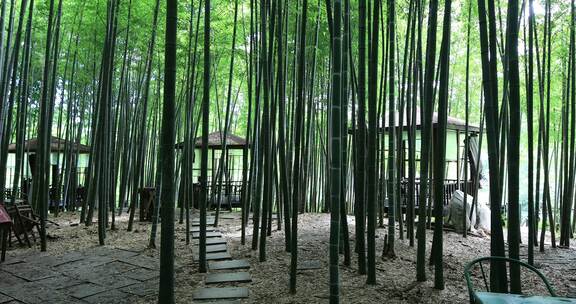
[{"x1": 3, "y1": 210, "x2": 575, "y2": 303}]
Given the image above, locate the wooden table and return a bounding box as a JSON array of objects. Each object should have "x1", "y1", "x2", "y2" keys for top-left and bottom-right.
[{"x1": 475, "y1": 292, "x2": 576, "y2": 304}]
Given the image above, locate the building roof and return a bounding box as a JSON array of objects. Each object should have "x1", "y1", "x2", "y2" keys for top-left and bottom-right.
[
  {"x1": 7, "y1": 136, "x2": 91, "y2": 154},
  {"x1": 175, "y1": 132, "x2": 247, "y2": 150},
  {"x1": 391, "y1": 110, "x2": 480, "y2": 132},
  {"x1": 352, "y1": 109, "x2": 481, "y2": 133}
]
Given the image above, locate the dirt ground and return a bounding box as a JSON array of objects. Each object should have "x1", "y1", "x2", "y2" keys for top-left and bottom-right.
[{"x1": 3, "y1": 211, "x2": 576, "y2": 303}]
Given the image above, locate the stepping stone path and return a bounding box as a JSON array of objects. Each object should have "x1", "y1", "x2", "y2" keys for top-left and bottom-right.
[{"x1": 192, "y1": 215, "x2": 252, "y2": 302}]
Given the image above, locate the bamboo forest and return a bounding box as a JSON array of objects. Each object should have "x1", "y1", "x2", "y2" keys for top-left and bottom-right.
[{"x1": 2, "y1": 0, "x2": 576, "y2": 303}]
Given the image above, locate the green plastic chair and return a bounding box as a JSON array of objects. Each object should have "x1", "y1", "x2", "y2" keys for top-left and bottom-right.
[{"x1": 464, "y1": 256, "x2": 557, "y2": 303}]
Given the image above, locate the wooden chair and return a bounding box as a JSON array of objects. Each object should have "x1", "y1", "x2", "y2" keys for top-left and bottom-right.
[
  {"x1": 75, "y1": 186, "x2": 87, "y2": 209},
  {"x1": 464, "y1": 256, "x2": 565, "y2": 304},
  {"x1": 5, "y1": 203, "x2": 40, "y2": 248},
  {"x1": 138, "y1": 188, "x2": 156, "y2": 222},
  {"x1": 0, "y1": 204, "x2": 11, "y2": 262}
]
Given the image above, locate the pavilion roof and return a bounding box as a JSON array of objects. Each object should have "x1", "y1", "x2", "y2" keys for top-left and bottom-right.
[
  {"x1": 175, "y1": 132, "x2": 247, "y2": 150},
  {"x1": 385, "y1": 110, "x2": 481, "y2": 133},
  {"x1": 351, "y1": 108, "x2": 481, "y2": 133},
  {"x1": 7, "y1": 136, "x2": 91, "y2": 154}
]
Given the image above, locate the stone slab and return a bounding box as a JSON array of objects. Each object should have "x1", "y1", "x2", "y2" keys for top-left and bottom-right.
[
  {"x1": 118, "y1": 255, "x2": 159, "y2": 270},
  {"x1": 89, "y1": 274, "x2": 140, "y2": 289},
  {"x1": 207, "y1": 252, "x2": 232, "y2": 260},
  {"x1": 192, "y1": 221, "x2": 215, "y2": 227},
  {"x1": 193, "y1": 287, "x2": 249, "y2": 300},
  {"x1": 205, "y1": 272, "x2": 252, "y2": 284},
  {"x1": 54, "y1": 255, "x2": 115, "y2": 275},
  {"x1": 30, "y1": 290, "x2": 79, "y2": 304},
  {"x1": 92, "y1": 260, "x2": 138, "y2": 275},
  {"x1": 23, "y1": 251, "x2": 83, "y2": 268},
  {"x1": 208, "y1": 238, "x2": 227, "y2": 245},
  {"x1": 82, "y1": 288, "x2": 133, "y2": 304},
  {"x1": 19, "y1": 252, "x2": 51, "y2": 263},
  {"x1": 86, "y1": 247, "x2": 140, "y2": 260},
  {"x1": 206, "y1": 244, "x2": 228, "y2": 253},
  {"x1": 0, "y1": 282, "x2": 37, "y2": 303},
  {"x1": 48, "y1": 251, "x2": 86, "y2": 267},
  {"x1": 209, "y1": 260, "x2": 250, "y2": 270},
  {"x1": 251, "y1": 214, "x2": 278, "y2": 220},
  {"x1": 192, "y1": 216, "x2": 215, "y2": 220},
  {"x1": 0, "y1": 271, "x2": 26, "y2": 289},
  {"x1": 35, "y1": 275, "x2": 84, "y2": 290},
  {"x1": 0, "y1": 282, "x2": 76, "y2": 304},
  {"x1": 192, "y1": 218, "x2": 215, "y2": 223},
  {"x1": 190, "y1": 227, "x2": 217, "y2": 233},
  {"x1": 1, "y1": 263, "x2": 59, "y2": 281},
  {"x1": 195, "y1": 238, "x2": 227, "y2": 245},
  {"x1": 192, "y1": 217, "x2": 215, "y2": 222},
  {"x1": 66, "y1": 282, "x2": 108, "y2": 299},
  {"x1": 0, "y1": 293, "x2": 13, "y2": 304},
  {"x1": 192, "y1": 231, "x2": 222, "y2": 239},
  {"x1": 123, "y1": 267, "x2": 159, "y2": 281},
  {"x1": 297, "y1": 260, "x2": 322, "y2": 270},
  {"x1": 195, "y1": 252, "x2": 232, "y2": 261},
  {"x1": 219, "y1": 215, "x2": 237, "y2": 220},
  {"x1": 120, "y1": 279, "x2": 159, "y2": 297},
  {"x1": 194, "y1": 301, "x2": 241, "y2": 304},
  {"x1": 0, "y1": 257, "x2": 25, "y2": 265}
]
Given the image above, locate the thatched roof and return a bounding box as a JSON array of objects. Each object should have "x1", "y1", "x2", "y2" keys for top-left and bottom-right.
[
  {"x1": 8, "y1": 136, "x2": 91, "y2": 153},
  {"x1": 175, "y1": 132, "x2": 247, "y2": 150}
]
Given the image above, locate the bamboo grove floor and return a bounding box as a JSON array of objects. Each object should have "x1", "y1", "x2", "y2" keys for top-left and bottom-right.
[{"x1": 1, "y1": 211, "x2": 575, "y2": 303}]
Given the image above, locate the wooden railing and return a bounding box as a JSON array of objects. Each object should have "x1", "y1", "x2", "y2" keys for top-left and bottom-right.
[{"x1": 193, "y1": 180, "x2": 244, "y2": 209}]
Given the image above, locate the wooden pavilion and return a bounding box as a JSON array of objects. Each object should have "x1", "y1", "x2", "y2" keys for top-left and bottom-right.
[
  {"x1": 6, "y1": 136, "x2": 91, "y2": 199},
  {"x1": 175, "y1": 132, "x2": 248, "y2": 209},
  {"x1": 351, "y1": 110, "x2": 482, "y2": 210}
]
